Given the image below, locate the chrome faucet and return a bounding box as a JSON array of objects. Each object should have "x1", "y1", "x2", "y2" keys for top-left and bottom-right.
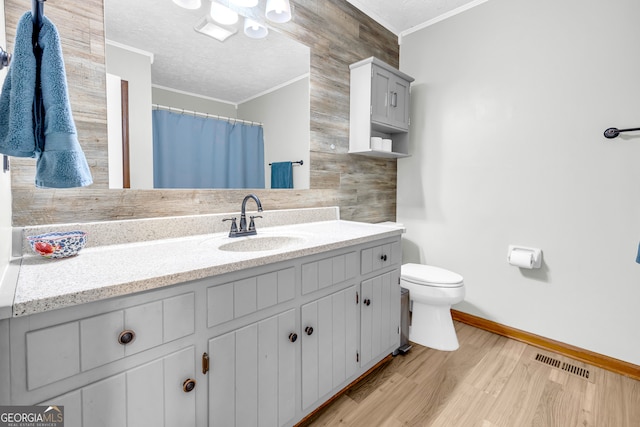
[{"x1": 223, "y1": 194, "x2": 263, "y2": 237}]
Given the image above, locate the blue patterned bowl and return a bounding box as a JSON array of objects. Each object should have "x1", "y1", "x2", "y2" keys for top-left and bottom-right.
[{"x1": 27, "y1": 231, "x2": 88, "y2": 259}]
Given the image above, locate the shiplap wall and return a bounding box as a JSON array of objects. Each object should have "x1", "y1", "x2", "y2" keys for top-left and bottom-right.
[{"x1": 6, "y1": 0, "x2": 399, "y2": 226}]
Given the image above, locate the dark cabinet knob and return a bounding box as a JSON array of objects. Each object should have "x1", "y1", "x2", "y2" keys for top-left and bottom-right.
[
  {"x1": 364, "y1": 299, "x2": 371, "y2": 306},
  {"x1": 305, "y1": 326, "x2": 314, "y2": 336},
  {"x1": 118, "y1": 330, "x2": 135, "y2": 345},
  {"x1": 380, "y1": 254, "x2": 388, "y2": 261},
  {"x1": 289, "y1": 333, "x2": 298, "y2": 343},
  {"x1": 183, "y1": 378, "x2": 196, "y2": 393}
]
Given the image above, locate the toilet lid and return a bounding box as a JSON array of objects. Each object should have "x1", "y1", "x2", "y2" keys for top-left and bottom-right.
[{"x1": 401, "y1": 263, "x2": 464, "y2": 287}]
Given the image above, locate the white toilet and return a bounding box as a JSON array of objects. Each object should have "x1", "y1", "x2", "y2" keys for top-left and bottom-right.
[{"x1": 400, "y1": 263, "x2": 465, "y2": 351}]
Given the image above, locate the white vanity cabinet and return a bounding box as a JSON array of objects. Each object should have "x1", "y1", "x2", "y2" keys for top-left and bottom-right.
[
  {"x1": 7, "y1": 289, "x2": 196, "y2": 406},
  {"x1": 360, "y1": 269, "x2": 401, "y2": 367},
  {"x1": 40, "y1": 346, "x2": 197, "y2": 427},
  {"x1": 1, "y1": 232, "x2": 402, "y2": 427},
  {"x1": 300, "y1": 286, "x2": 359, "y2": 410},
  {"x1": 208, "y1": 309, "x2": 297, "y2": 427},
  {"x1": 349, "y1": 56, "x2": 415, "y2": 158}
]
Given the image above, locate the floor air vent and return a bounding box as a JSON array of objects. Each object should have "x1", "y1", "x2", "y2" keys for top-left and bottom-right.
[
  {"x1": 534, "y1": 353, "x2": 591, "y2": 380},
  {"x1": 561, "y1": 362, "x2": 590, "y2": 379},
  {"x1": 534, "y1": 353, "x2": 561, "y2": 368}
]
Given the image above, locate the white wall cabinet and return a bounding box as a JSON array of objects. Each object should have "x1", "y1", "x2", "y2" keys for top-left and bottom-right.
[
  {"x1": 349, "y1": 57, "x2": 415, "y2": 158},
  {"x1": 1, "y1": 235, "x2": 401, "y2": 427}
]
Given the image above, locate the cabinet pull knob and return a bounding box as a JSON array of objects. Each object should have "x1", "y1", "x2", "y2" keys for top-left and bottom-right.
[
  {"x1": 183, "y1": 378, "x2": 196, "y2": 393},
  {"x1": 289, "y1": 333, "x2": 298, "y2": 343},
  {"x1": 202, "y1": 353, "x2": 210, "y2": 375},
  {"x1": 305, "y1": 326, "x2": 314, "y2": 336},
  {"x1": 380, "y1": 254, "x2": 388, "y2": 261},
  {"x1": 364, "y1": 299, "x2": 371, "y2": 306},
  {"x1": 118, "y1": 330, "x2": 135, "y2": 345}
]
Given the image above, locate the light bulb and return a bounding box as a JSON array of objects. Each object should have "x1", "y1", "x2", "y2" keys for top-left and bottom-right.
[
  {"x1": 265, "y1": 0, "x2": 291, "y2": 23},
  {"x1": 210, "y1": 1, "x2": 239, "y2": 26},
  {"x1": 172, "y1": 0, "x2": 201, "y2": 9},
  {"x1": 244, "y1": 18, "x2": 268, "y2": 39}
]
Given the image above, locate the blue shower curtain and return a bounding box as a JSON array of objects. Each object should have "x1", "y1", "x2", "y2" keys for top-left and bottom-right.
[{"x1": 152, "y1": 109, "x2": 265, "y2": 188}]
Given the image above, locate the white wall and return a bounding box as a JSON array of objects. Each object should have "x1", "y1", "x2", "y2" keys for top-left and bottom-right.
[
  {"x1": 398, "y1": 0, "x2": 640, "y2": 365},
  {"x1": 105, "y1": 43, "x2": 154, "y2": 189},
  {"x1": 239, "y1": 76, "x2": 310, "y2": 189},
  {"x1": 0, "y1": 0, "x2": 12, "y2": 283}
]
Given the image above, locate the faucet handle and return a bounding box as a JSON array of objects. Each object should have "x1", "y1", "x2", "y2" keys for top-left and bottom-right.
[
  {"x1": 248, "y1": 215, "x2": 262, "y2": 232},
  {"x1": 222, "y1": 217, "x2": 238, "y2": 235}
]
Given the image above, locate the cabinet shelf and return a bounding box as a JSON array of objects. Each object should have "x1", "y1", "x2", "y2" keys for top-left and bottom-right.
[{"x1": 348, "y1": 149, "x2": 411, "y2": 159}]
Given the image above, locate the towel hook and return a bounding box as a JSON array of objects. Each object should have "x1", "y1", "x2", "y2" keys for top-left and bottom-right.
[
  {"x1": 603, "y1": 127, "x2": 640, "y2": 139},
  {"x1": 0, "y1": 47, "x2": 10, "y2": 70}
]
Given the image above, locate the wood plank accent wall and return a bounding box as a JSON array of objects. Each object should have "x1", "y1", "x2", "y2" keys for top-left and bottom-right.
[{"x1": 5, "y1": 0, "x2": 400, "y2": 226}]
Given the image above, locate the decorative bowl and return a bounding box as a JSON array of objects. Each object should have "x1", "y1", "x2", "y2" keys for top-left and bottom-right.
[{"x1": 27, "y1": 231, "x2": 88, "y2": 259}]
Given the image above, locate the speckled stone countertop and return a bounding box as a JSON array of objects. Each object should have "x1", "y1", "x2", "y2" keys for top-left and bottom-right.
[{"x1": 3, "y1": 208, "x2": 402, "y2": 318}]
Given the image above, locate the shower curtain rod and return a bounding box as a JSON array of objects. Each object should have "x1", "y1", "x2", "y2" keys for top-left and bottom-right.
[{"x1": 153, "y1": 104, "x2": 263, "y2": 127}]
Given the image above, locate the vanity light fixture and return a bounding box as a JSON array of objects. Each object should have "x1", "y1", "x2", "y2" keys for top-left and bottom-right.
[
  {"x1": 210, "y1": 1, "x2": 239, "y2": 25},
  {"x1": 173, "y1": 0, "x2": 202, "y2": 10},
  {"x1": 194, "y1": 16, "x2": 238, "y2": 41},
  {"x1": 229, "y1": 0, "x2": 259, "y2": 7},
  {"x1": 243, "y1": 18, "x2": 268, "y2": 39},
  {"x1": 265, "y1": 0, "x2": 291, "y2": 23}
]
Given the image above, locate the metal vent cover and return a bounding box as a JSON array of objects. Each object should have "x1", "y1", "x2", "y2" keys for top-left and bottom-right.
[{"x1": 534, "y1": 353, "x2": 591, "y2": 381}]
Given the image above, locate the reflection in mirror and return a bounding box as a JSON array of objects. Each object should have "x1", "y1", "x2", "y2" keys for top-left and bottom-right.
[{"x1": 104, "y1": 0, "x2": 310, "y2": 190}]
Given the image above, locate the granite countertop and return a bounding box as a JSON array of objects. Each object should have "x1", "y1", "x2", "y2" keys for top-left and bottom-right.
[{"x1": 7, "y1": 219, "x2": 402, "y2": 318}]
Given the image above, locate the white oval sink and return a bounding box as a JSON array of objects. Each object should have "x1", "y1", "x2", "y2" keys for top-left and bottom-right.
[{"x1": 217, "y1": 236, "x2": 306, "y2": 252}]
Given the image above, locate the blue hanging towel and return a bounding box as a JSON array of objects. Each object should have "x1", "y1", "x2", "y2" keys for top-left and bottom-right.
[
  {"x1": 636, "y1": 242, "x2": 640, "y2": 264},
  {"x1": 0, "y1": 12, "x2": 92, "y2": 188},
  {"x1": 0, "y1": 13, "x2": 37, "y2": 157},
  {"x1": 271, "y1": 161, "x2": 293, "y2": 189}
]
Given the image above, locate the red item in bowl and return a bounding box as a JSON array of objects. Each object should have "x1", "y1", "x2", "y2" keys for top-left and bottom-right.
[{"x1": 34, "y1": 241, "x2": 56, "y2": 256}]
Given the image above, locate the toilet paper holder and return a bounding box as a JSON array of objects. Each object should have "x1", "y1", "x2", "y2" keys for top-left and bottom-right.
[{"x1": 508, "y1": 245, "x2": 542, "y2": 269}]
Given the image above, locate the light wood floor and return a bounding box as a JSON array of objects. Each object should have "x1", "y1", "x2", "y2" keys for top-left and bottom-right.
[{"x1": 300, "y1": 321, "x2": 640, "y2": 427}]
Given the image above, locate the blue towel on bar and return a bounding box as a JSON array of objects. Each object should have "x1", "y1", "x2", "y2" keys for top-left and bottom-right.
[
  {"x1": 0, "y1": 12, "x2": 92, "y2": 188},
  {"x1": 271, "y1": 161, "x2": 293, "y2": 189},
  {"x1": 636, "y1": 242, "x2": 640, "y2": 264},
  {"x1": 0, "y1": 13, "x2": 36, "y2": 157}
]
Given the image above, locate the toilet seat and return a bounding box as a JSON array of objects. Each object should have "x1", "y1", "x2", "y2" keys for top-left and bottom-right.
[{"x1": 401, "y1": 263, "x2": 463, "y2": 288}]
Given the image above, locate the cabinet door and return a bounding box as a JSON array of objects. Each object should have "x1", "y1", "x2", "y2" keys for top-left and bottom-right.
[
  {"x1": 360, "y1": 270, "x2": 401, "y2": 367},
  {"x1": 388, "y1": 75, "x2": 411, "y2": 131},
  {"x1": 371, "y1": 64, "x2": 411, "y2": 131},
  {"x1": 209, "y1": 309, "x2": 296, "y2": 427},
  {"x1": 371, "y1": 65, "x2": 392, "y2": 125},
  {"x1": 301, "y1": 286, "x2": 358, "y2": 410},
  {"x1": 41, "y1": 347, "x2": 197, "y2": 427}
]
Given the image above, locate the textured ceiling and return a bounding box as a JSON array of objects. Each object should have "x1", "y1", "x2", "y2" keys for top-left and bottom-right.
[
  {"x1": 104, "y1": 0, "x2": 310, "y2": 105},
  {"x1": 104, "y1": 0, "x2": 482, "y2": 105}
]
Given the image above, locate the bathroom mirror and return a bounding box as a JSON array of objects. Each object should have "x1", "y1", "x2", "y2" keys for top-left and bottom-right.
[{"x1": 104, "y1": 0, "x2": 310, "y2": 190}]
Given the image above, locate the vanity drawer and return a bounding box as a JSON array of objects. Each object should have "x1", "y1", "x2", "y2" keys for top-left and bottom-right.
[
  {"x1": 207, "y1": 267, "x2": 295, "y2": 328},
  {"x1": 25, "y1": 292, "x2": 195, "y2": 390},
  {"x1": 301, "y1": 251, "x2": 358, "y2": 295},
  {"x1": 361, "y1": 241, "x2": 401, "y2": 275}
]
